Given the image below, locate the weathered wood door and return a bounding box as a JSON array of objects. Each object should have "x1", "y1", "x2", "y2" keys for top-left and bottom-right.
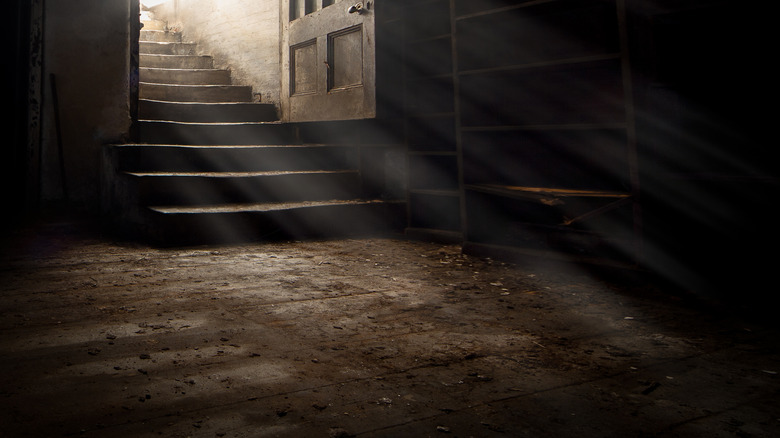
[{"x1": 281, "y1": 0, "x2": 376, "y2": 122}]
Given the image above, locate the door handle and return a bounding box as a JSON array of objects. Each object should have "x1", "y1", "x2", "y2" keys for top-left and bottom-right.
[{"x1": 348, "y1": 2, "x2": 370, "y2": 14}]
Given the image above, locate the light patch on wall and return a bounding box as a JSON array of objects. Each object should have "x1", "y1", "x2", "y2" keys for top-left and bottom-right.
[{"x1": 141, "y1": 0, "x2": 168, "y2": 7}]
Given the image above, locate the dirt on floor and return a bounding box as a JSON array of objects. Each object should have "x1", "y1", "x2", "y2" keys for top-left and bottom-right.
[{"x1": 1, "y1": 218, "x2": 779, "y2": 437}]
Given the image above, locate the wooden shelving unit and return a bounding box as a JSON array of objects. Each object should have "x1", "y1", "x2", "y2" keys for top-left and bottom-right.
[
  {"x1": 402, "y1": 0, "x2": 463, "y2": 242},
  {"x1": 454, "y1": 0, "x2": 642, "y2": 264}
]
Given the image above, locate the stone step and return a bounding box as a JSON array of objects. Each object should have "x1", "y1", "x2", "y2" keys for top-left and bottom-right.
[
  {"x1": 139, "y1": 100, "x2": 277, "y2": 123},
  {"x1": 140, "y1": 30, "x2": 182, "y2": 43},
  {"x1": 139, "y1": 83, "x2": 253, "y2": 103},
  {"x1": 140, "y1": 67, "x2": 232, "y2": 85},
  {"x1": 140, "y1": 41, "x2": 197, "y2": 56},
  {"x1": 144, "y1": 199, "x2": 406, "y2": 245},
  {"x1": 102, "y1": 140, "x2": 404, "y2": 246},
  {"x1": 137, "y1": 121, "x2": 298, "y2": 145},
  {"x1": 140, "y1": 19, "x2": 166, "y2": 31},
  {"x1": 124, "y1": 170, "x2": 362, "y2": 206},
  {"x1": 140, "y1": 54, "x2": 214, "y2": 69},
  {"x1": 108, "y1": 144, "x2": 358, "y2": 173}
]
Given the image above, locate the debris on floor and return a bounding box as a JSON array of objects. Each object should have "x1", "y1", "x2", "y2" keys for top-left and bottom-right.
[{"x1": 1, "y1": 222, "x2": 779, "y2": 437}]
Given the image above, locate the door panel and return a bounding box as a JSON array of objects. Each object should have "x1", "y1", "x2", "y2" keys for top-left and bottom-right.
[
  {"x1": 329, "y1": 25, "x2": 363, "y2": 90},
  {"x1": 291, "y1": 40, "x2": 318, "y2": 95},
  {"x1": 282, "y1": 0, "x2": 376, "y2": 122}
]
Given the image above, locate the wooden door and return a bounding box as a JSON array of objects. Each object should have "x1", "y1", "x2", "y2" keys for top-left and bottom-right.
[{"x1": 281, "y1": 0, "x2": 376, "y2": 122}]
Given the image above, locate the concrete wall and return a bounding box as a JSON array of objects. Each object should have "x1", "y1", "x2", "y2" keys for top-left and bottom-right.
[
  {"x1": 40, "y1": 0, "x2": 134, "y2": 211},
  {"x1": 152, "y1": 0, "x2": 282, "y2": 105}
]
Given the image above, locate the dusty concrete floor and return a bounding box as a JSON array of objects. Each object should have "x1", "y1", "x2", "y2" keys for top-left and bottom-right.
[{"x1": 1, "y1": 219, "x2": 779, "y2": 438}]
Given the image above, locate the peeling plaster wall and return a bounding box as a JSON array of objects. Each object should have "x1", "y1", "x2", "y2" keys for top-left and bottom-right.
[
  {"x1": 41, "y1": 0, "x2": 134, "y2": 211},
  {"x1": 152, "y1": 0, "x2": 282, "y2": 106}
]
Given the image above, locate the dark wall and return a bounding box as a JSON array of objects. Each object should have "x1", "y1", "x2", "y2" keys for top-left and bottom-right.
[
  {"x1": 4, "y1": 0, "x2": 31, "y2": 225},
  {"x1": 630, "y1": 1, "x2": 776, "y2": 298},
  {"x1": 6, "y1": 1, "x2": 136, "y2": 222}
]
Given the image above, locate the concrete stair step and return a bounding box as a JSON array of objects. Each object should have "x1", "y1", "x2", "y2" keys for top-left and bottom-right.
[
  {"x1": 141, "y1": 19, "x2": 166, "y2": 31},
  {"x1": 144, "y1": 199, "x2": 406, "y2": 245},
  {"x1": 140, "y1": 29, "x2": 182, "y2": 43},
  {"x1": 108, "y1": 144, "x2": 358, "y2": 173},
  {"x1": 140, "y1": 41, "x2": 197, "y2": 56},
  {"x1": 140, "y1": 54, "x2": 214, "y2": 69},
  {"x1": 139, "y1": 100, "x2": 277, "y2": 123},
  {"x1": 139, "y1": 83, "x2": 253, "y2": 103},
  {"x1": 137, "y1": 121, "x2": 298, "y2": 145},
  {"x1": 103, "y1": 140, "x2": 404, "y2": 245},
  {"x1": 140, "y1": 67, "x2": 232, "y2": 85},
  {"x1": 125, "y1": 170, "x2": 362, "y2": 206}
]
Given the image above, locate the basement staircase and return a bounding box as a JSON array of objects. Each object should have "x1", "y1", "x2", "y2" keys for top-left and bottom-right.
[{"x1": 101, "y1": 10, "x2": 403, "y2": 246}]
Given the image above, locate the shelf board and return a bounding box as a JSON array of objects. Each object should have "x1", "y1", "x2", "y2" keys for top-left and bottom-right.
[
  {"x1": 465, "y1": 184, "x2": 631, "y2": 201},
  {"x1": 406, "y1": 33, "x2": 452, "y2": 45},
  {"x1": 406, "y1": 72, "x2": 454, "y2": 82},
  {"x1": 460, "y1": 122, "x2": 627, "y2": 132},
  {"x1": 466, "y1": 184, "x2": 633, "y2": 227},
  {"x1": 407, "y1": 150, "x2": 457, "y2": 156},
  {"x1": 455, "y1": 0, "x2": 559, "y2": 21},
  {"x1": 409, "y1": 189, "x2": 460, "y2": 197},
  {"x1": 407, "y1": 112, "x2": 456, "y2": 120},
  {"x1": 457, "y1": 53, "x2": 621, "y2": 77}
]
